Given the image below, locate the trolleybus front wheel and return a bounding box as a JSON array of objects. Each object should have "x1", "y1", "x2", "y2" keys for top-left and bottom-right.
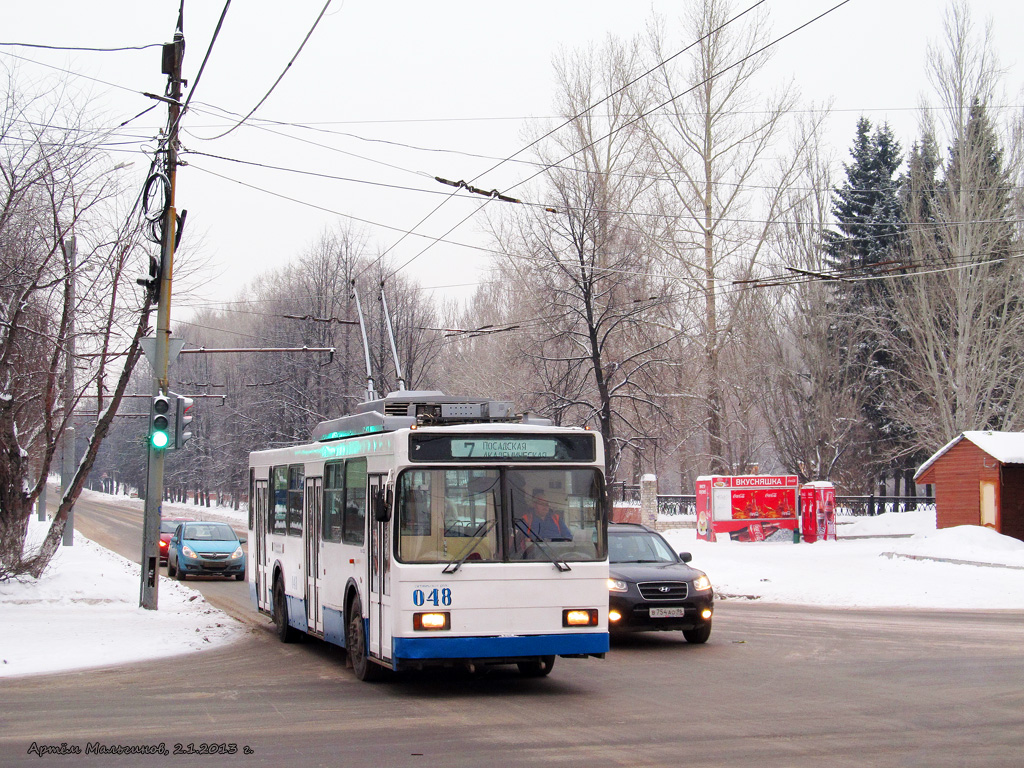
[
  {"x1": 273, "y1": 575, "x2": 299, "y2": 643},
  {"x1": 346, "y1": 597, "x2": 382, "y2": 682}
]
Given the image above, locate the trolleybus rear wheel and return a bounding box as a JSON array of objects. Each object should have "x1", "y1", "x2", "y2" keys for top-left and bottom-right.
[
  {"x1": 346, "y1": 597, "x2": 382, "y2": 682},
  {"x1": 517, "y1": 655, "x2": 555, "y2": 678}
]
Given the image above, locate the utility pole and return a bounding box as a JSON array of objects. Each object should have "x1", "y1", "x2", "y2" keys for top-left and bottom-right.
[
  {"x1": 59, "y1": 235, "x2": 77, "y2": 540},
  {"x1": 141, "y1": 9, "x2": 184, "y2": 610}
]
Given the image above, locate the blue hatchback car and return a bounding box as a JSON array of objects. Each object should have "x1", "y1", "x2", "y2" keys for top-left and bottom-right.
[{"x1": 167, "y1": 521, "x2": 246, "y2": 581}]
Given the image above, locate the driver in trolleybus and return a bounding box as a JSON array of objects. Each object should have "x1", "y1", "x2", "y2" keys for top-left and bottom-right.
[{"x1": 514, "y1": 488, "x2": 572, "y2": 553}]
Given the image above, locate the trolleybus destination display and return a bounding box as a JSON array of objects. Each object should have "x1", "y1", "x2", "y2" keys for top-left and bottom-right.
[{"x1": 409, "y1": 433, "x2": 596, "y2": 462}]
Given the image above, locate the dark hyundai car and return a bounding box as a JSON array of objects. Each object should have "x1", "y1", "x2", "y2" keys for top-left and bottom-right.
[{"x1": 607, "y1": 523, "x2": 714, "y2": 643}]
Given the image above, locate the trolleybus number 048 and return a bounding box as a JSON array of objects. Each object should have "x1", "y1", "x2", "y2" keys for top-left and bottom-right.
[{"x1": 412, "y1": 587, "x2": 453, "y2": 607}]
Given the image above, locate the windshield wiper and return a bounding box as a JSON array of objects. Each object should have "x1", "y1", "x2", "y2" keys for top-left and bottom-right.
[
  {"x1": 443, "y1": 519, "x2": 497, "y2": 573},
  {"x1": 514, "y1": 519, "x2": 571, "y2": 572}
]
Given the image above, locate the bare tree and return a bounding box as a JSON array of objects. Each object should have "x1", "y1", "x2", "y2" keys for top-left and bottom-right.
[
  {"x1": 484, "y1": 36, "x2": 676, "y2": 483},
  {"x1": 750, "y1": 132, "x2": 876, "y2": 489},
  {"x1": 0, "y1": 72, "x2": 152, "y2": 579},
  {"x1": 639, "y1": 0, "x2": 813, "y2": 474},
  {"x1": 885, "y1": 2, "x2": 1024, "y2": 453}
]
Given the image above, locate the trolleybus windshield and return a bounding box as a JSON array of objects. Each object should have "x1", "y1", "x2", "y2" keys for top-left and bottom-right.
[{"x1": 397, "y1": 467, "x2": 605, "y2": 564}]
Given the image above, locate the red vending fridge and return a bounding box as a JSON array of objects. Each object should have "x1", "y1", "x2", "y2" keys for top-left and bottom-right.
[
  {"x1": 799, "y1": 481, "x2": 837, "y2": 542},
  {"x1": 696, "y1": 475, "x2": 800, "y2": 542}
]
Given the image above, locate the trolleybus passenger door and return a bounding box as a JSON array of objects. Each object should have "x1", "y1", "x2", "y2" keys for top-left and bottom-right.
[
  {"x1": 368, "y1": 473, "x2": 391, "y2": 662},
  {"x1": 305, "y1": 476, "x2": 323, "y2": 635},
  {"x1": 254, "y1": 479, "x2": 269, "y2": 609}
]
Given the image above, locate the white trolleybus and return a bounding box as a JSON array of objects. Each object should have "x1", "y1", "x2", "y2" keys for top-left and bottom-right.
[{"x1": 248, "y1": 391, "x2": 609, "y2": 680}]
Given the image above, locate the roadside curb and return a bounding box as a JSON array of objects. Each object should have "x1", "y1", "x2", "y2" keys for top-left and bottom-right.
[{"x1": 881, "y1": 551, "x2": 1024, "y2": 571}]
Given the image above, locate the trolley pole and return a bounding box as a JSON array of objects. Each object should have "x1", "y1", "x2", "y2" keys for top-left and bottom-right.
[{"x1": 141, "y1": 12, "x2": 184, "y2": 610}]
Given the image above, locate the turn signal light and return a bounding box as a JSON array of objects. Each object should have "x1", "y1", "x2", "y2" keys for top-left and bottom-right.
[
  {"x1": 413, "y1": 612, "x2": 450, "y2": 631},
  {"x1": 562, "y1": 609, "x2": 599, "y2": 627}
]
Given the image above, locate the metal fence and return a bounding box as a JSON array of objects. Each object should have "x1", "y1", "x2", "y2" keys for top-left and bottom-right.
[
  {"x1": 656, "y1": 495, "x2": 697, "y2": 517},
  {"x1": 834, "y1": 496, "x2": 935, "y2": 516},
  {"x1": 609, "y1": 482, "x2": 641, "y2": 505}
]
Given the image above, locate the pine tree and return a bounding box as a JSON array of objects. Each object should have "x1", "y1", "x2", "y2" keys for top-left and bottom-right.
[
  {"x1": 825, "y1": 118, "x2": 907, "y2": 475},
  {"x1": 825, "y1": 118, "x2": 905, "y2": 301}
]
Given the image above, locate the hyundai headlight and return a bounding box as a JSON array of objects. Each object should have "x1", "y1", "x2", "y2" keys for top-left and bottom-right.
[
  {"x1": 693, "y1": 574, "x2": 712, "y2": 592},
  {"x1": 607, "y1": 578, "x2": 629, "y2": 592}
]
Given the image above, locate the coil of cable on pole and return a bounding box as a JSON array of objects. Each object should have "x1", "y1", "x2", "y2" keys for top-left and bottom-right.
[{"x1": 142, "y1": 170, "x2": 171, "y2": 245}]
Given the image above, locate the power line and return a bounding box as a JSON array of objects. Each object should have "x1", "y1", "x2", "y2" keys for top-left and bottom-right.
[
  {"x1": 194, "y1": 0, "x2": 334, "y2": 141},
  {"x1": 186, "y1": 162, "x2": 503, "y2": 254},
  {"x1": 379, "y1": 0, "x2": 855, "y2": 282},
  {"x1": 0, "y1": 41, "x2": 162, "y2": 53}
]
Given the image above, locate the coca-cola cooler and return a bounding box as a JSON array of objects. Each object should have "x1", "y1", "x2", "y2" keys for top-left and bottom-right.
[
  {"x1": 799, "y1": 481, "x2": 837, "y2": 542},
  {"x1": 695, "y1": 475, "x2": 800, "y2": 542}
]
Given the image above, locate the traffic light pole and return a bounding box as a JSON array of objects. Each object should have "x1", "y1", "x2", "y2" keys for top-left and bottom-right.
[{"x1": 141, "y1": 16, "x2": 184, "y2": 611}]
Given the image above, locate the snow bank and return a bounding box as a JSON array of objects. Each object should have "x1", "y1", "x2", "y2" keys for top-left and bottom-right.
[
  {"x1": 661, "y1": 512, "x2": 1024, "y2": 610},
  {"x1": 0, "y1": 518, "x2": 244, "y2": 678}
]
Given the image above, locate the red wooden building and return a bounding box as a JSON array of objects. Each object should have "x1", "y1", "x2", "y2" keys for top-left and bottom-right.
[{"x1": 914, "y1": 431, "x2": 1024, "y2": 542}]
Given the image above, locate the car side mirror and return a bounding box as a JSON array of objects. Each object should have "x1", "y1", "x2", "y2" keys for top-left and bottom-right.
[
  {"x1": 238, "y1": 537, "x2": 247, "y2": 545},
  {"x1": 679, "y1": 552, "x2": 692, "y2": 563}
]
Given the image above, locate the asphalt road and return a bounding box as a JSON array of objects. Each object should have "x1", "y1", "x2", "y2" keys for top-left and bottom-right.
[{"x1": 3, "y1": 495, "x2": 1024, "y2": 767}]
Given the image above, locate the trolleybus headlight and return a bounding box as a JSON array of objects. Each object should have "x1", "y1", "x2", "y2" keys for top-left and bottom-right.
[
  {"x1": 607, "y1": 578, "x2": 628, "y2": 592},
  {"x1": 562, "y1": 609, "x2": 599, "y2": 627},
  {"x1": 230, "y1": 546, "x2": 244, "y2": 560},
  {"x1": 693, "y1": 574, "x2": 712, "y2": 592},
  {"x1": 413, "y1": 612, "x2": 450, "y2": 631}
]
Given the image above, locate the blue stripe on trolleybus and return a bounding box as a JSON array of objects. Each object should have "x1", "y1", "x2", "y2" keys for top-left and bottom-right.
[
  {"x1": 323, "y1": 606, "x2": 347, "y2": 647},
  {"x1": 392, "y1": 632, "x2": 609, "y2": 660}
]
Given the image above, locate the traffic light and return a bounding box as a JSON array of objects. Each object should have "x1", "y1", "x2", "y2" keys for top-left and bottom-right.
[
  {"x1": 175, "y1": 394, "x2": 194, "y2": 449},
  {"x1": 150, "y1": 394, "x2": 171, "y2": 450}
]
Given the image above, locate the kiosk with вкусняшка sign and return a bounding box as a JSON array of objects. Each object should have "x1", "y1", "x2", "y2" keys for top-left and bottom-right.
[
  {"x1": 695, "y1": 475, "x2": 799, "y2": 542},
  {"x1": 695, "y1": 475, "x2": 837, "y2": 543}
]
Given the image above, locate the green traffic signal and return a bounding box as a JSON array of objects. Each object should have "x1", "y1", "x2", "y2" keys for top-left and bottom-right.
[
  {"x1": 151, "y1": 395, "x2": 171, "y2": 450},
  {"x1": 151, "y1": 425, "x2": 170, "y2": 449}
]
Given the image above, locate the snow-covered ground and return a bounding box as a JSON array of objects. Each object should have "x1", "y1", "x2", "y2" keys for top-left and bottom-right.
[
  {"x1": 4, "y1": 492, "x2": 1024, "y2": 680},
  {"x1": 0, "y1": 501, "x2": 247, "y2": 679},
  {"x1": 661, "y1": 509, "x2": 1024, "y2": 609}
]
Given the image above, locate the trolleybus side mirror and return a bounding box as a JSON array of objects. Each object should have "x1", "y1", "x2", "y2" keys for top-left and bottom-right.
[{"x1": 373, "y1": 487, "x2": 392, "y2": 523}]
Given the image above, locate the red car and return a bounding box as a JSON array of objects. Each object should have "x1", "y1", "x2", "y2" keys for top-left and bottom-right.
[{"x1": 159, "y1": 518, "x2": 193, "y2": 564}]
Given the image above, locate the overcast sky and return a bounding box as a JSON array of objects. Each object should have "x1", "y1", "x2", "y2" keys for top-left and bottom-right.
[{"x1": 5, "y1": 1, "x2": 1024, "y2": 322}]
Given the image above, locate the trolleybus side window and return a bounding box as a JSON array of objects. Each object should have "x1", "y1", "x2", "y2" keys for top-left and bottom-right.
[
  {"x1": 323, "y1": 461, "x2": 344, "y2": 543},
  {"x1": 343, "y1": 458, "x2": 366, "y2": 546},
  {"x1": 287, "y1": 464, "x2": 305, "y2": 536},
  {"x1": 271, "y1": 465, "x2": 288, "y2": 535}
]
